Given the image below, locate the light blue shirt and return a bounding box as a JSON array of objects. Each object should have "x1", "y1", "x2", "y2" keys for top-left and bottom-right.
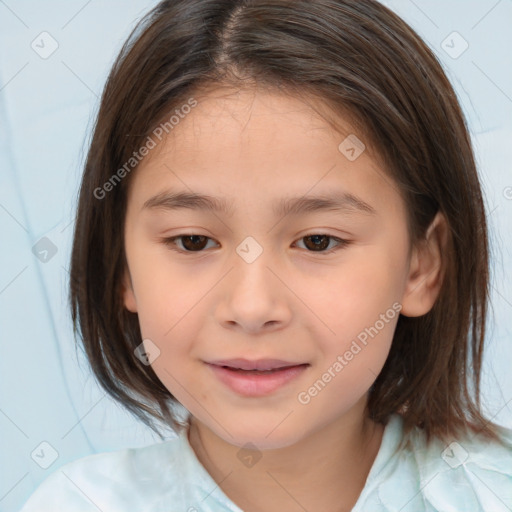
[{"x1": 19, "y1": 413, "x2": 512, "y2": 511}]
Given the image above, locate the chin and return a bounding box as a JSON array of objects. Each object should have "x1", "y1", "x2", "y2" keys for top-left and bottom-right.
[{"x1": 214, "y1": 419, "x2": 309, "y2": 451}]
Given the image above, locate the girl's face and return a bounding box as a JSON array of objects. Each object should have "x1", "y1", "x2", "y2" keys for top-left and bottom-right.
[{"x1": 122, "y1": 87, "x2": 429, "y2": 449}]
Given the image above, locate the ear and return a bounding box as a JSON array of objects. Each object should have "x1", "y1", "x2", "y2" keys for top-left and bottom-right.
[
  {"x1": 121, "y1": 267, "x2": 138, "y2": 313},
  {"x1": 400, "y1": 211, "x2": 448, "y2": 317}
]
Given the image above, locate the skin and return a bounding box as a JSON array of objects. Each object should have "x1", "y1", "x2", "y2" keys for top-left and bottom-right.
[{"x1": 122, "y1": 87, "x2": 447, "y2": 512}]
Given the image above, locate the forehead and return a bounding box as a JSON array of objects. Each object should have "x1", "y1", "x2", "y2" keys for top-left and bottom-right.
[
  {"x1": 127, "y1": 87, "x2": 404, "y2": 221},
  {"x1": 158, "y1": 86, "x2": 360, "y2": 155}
]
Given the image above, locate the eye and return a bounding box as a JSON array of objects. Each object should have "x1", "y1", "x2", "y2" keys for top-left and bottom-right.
[
  {"x1": 162, "y1": 234, "x2": 218, "y2": 252},
  {"x1": 294, "y1": 234, "x2": 350, "y2": 253},
  {"x1": 162, "y1": 233, "x2": 350, "y2": 254}
]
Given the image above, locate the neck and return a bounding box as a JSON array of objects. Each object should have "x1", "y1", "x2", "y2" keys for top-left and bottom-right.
[{"x1": 187, "y1": 401, "x2": 385, "y2": 512}]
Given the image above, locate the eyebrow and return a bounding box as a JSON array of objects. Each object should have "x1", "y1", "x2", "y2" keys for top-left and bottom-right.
[{"x1": 142, "y1": 189, "x2": 377, "y2": 217}]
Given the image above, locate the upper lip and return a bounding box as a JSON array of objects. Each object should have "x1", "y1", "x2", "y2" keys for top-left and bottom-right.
[{"x1": 207, "y1": 358, "x2": 308, "y2": 371}]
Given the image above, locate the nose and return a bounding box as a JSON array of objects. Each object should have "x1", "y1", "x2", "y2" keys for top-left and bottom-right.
[{"x1": 216, "y1": 251, "x2": 292, "y2": 334}]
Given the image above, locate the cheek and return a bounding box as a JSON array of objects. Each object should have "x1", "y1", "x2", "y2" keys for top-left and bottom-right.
[
  {"x1": 126, "y1": 244, "x2": 200, "y2": 332},
  {"x1": 299, "y1": 249, "x2": 404, "y2": 339},
  {"x1": 297, "y1": 313, "x2": 398, "y2": 415},
  {"x1": 127, "y1": 248, "x2": 209, "y2": 366}
]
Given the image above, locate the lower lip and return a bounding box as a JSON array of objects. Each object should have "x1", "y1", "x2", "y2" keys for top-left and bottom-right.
[{"x1": 207, "y1": 363, "x2": 309, "y2": 397}]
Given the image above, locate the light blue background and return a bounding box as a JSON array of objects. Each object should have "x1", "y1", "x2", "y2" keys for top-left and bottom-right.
[{"x1": 1, "y1": 1, "x2": 511, "y2": 511}]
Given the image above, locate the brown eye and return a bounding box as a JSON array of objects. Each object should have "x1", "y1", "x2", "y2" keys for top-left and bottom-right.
[
  {"x1": 303, "y1": 234, "x2": 331, "y2": 251},
  {"x1": 162, "y1": 233, "x2": 349, "y2": 255},
  {"x1": 297, "y1": 234, "x2": 349, "y2": 253},
  {"x1": 163, "y1": 235, "x2": 215, "y2": 252},
  {"x1": 180, "y1": 235, "x2": 209, "y2": 251}
]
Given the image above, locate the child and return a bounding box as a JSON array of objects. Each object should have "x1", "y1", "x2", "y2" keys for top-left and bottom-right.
[{"x1": 20, "y1": 0, "x2": 512, "y2": 510}]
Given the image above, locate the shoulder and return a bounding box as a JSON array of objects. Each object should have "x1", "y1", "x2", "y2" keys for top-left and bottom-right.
[
  {"x1": 409, "y1": 421, "x2": 512, "y2": 511},
  {"x1": 19, "y1": 435, "x2": 184, "y2": 512},
  {"x1": 356, "y1": 414, "x2": 512, "y2": 511}
]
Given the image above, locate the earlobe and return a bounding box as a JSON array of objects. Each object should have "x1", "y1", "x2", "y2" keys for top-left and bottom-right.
[
  {"x1": 400, "y1": 212, "x2": 448, "y2": 317},
  {"x1": 121, "y1": 268, "x2": 138, "y2": 313}
]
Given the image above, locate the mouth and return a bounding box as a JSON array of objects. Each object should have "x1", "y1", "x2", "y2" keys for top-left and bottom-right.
[
  {"x1": 206, "y1": 359, "x2": 310, "y2": 396},
  {"x1": 207, "y1": 358, "x2": 309, "y2": 371},
  {"x1": 218, "y1": 366, "x2": 301, "y2": 375}
]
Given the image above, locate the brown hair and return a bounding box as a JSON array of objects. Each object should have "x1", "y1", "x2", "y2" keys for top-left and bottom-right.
[{"x1": 69, "y1": 0, "x2": 505, "y2": 444}]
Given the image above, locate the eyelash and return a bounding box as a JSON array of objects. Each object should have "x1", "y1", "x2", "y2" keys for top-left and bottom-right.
[{"x1": 160, "y1": 233, "x2": 351, "y2": 255}]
